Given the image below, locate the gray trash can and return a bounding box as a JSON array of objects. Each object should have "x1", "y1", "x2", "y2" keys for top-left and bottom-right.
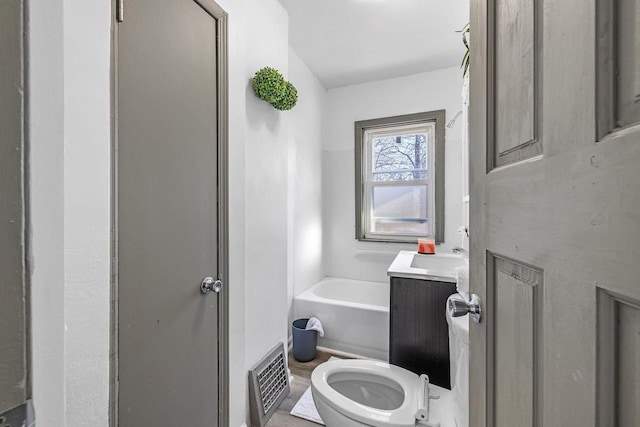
[{"x1": 292, "y1": 318, "x2": 318, "y2": 362}]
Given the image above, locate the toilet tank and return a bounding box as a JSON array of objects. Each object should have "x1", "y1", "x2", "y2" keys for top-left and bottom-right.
[{"x1": 446, "y1": 294, "x2": 469, "y2": 427}]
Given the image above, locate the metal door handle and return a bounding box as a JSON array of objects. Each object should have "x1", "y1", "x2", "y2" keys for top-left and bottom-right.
[
  {"x1": 448, "y1": 294, "x2": 482, "y2": 323},
  {"x1": 201, "y1": 276, "x2": 222, "y2": 294}
]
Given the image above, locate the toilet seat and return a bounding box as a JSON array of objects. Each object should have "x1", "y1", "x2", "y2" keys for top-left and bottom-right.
[{"x1": 311, "y1": 359, "x2": 422, "y2": 427}]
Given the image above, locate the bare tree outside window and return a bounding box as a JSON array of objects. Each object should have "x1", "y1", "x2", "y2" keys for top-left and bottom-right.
[{"x1": 372, "y1": 133, "x2": 429, "y2": 182}]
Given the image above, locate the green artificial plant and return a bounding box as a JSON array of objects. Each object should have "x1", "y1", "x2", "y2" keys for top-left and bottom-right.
[
  {"x1": 253, "y1": 67, "x2": 287, "y2": 103},
  {"x1": 252, "y1": 67, "x2": 298, "y2": 111},
  {"x1": 458, "y1": 23, "x2": 470, "y2": 77},
  {"x1": 272, "y1": 81, "x2": 298, "y2": 111}
]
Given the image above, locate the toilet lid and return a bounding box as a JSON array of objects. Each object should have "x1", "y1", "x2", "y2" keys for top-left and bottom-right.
[{"x1": 311, "y1": 359, "x2": 421, "y2": 427}]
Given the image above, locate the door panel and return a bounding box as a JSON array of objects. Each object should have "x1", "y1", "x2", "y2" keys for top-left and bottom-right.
[
  {"x1": 117, "y1": 0, "x2": 219, "y2": 425},
  {"x1": 615, "y1": 302, "x2": 640, "y2": 426},
  {"x1": 617, "y1": 0, "x2": 640, "y2": 127},
  {"x1": 470, "y1": 0, "x2": 640, "y2": 425},
  {"x1": 489, "y1": 256, "x2": 542, "y2": 427},
  {"x1": 494, "y1": 0, "x2": 538, "y2": 167},
  {"x1": 597, "y1": 290, "x2": 640, "y2": 426}
]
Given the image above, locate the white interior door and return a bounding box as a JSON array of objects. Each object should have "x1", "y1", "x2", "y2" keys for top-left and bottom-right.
[{"x1": 469, "y1": 0, "x2": 640, "y2": 425}]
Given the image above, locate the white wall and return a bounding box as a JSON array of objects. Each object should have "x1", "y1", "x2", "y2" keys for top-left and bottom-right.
[
  {"x1": 62, "y1": 0, "x2": 112, "y2": 425},
  {"x1": 31, "y1": 0, "x2": 112, "y2": 425},
  {"x1": 287, "y1": 47, "x2": 327, "y2": 321},
  {"x1": 461, "y1": 75, "x2": 470, "y2": 251},
  {"x1": 324, "y1": 67, "x2": 466, "y2": 283},
  {"x1": 242, "y1": 0, "x2": 291, "y2": 381},
  {"x1": 29, "y1": 0, "x2": 66, "y2": 425}
]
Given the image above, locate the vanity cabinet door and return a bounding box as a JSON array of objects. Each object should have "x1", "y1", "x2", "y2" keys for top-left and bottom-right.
[{"x1": 389, "y1": 277, "x2": 457, "y2": 389}]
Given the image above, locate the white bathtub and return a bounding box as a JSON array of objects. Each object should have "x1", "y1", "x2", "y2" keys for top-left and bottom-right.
[{"x1": 293, "y1": 277, "x2": 389, "y2": 361}]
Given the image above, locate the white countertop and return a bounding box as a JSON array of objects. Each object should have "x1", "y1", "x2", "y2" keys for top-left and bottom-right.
[{"x1": 387, "y1": 250, "x2": 466, "y2": 283}]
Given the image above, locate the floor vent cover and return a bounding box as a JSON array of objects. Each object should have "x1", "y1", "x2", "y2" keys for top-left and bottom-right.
[{"x1": 249, "y1": 342, "x2": 290, "y2": 427}]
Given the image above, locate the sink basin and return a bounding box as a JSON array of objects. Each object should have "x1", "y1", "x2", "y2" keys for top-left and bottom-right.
[
  {"x1": 387, "y1": 250, "x2": 467, "y2": 282},
  {"x1": 410, "y1": 254, "x2": 467, "y2": 271}
]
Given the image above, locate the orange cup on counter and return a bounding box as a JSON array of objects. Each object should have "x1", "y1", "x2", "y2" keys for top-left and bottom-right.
[{"x1": 417, "y1": 238, "x2": 436, "y2": 254}]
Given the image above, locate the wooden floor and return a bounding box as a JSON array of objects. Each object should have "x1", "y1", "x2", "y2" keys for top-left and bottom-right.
[{"x1": 265, "y1": 350, "x2": 343, "y2": 427}]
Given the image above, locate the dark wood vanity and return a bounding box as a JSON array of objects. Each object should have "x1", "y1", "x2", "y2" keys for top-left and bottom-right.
[{"x1": 389, "y1": 276, "x2": 457, "y2": 389}]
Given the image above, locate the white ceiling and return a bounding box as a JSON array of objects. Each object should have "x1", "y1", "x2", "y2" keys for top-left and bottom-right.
[{"x1": 279, "y1": 0, "x2": 470, "y2": 89}]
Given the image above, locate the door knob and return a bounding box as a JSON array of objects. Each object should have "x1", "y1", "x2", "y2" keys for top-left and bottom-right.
[
  {"x1": 201, "y1": 276, "x2": 222, "y2": 295},
  {"x1": 448, "y1": 294, "x2": 482, "y2": 323}
]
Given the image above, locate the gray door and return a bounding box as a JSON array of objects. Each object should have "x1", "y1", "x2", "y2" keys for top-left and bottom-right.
[
  {"x1": 469, "y1": 0, "x2": 640, "y2": 426},
  {"x1": 0, "y1": 0, "x2": 32, "y2": 425},
  {"x1": 117, "y1": 0, "x2": 220, "y2": 425}
]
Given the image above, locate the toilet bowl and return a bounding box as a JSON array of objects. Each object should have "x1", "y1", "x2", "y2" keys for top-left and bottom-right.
[
  {"x1": 311, "y1": 359, "x2": 434, "y2": 427},
  {"x1": 310, "y1": 294, "x2": 469, "y2": 427}
]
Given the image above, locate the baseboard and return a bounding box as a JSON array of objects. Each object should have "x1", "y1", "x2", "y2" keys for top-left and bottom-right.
[
  {"x1": 316, "y1": 337, "x2": 388, "y2": 361},
  {"x1": 288, "y1": 339, "x2": 385, "y2": 361},
  {"x1": 316, "y1": 346, "x2": 373, "y2": 360}
]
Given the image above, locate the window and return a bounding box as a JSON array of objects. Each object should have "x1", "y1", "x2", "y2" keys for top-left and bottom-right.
[{"x1": 355, "y1": 111, "x2": 445, "y2": 242}]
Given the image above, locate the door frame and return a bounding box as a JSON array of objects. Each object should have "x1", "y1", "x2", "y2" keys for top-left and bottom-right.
[
  {"x1": 109, "y1": 1, "x2": 229, "y2": 425},
  {"x1": 1, "y1": 0, "x2": 33, "y2": 423}
]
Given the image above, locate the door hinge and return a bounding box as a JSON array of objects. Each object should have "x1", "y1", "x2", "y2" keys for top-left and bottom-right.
[{"x1": 116, "y1": 0, "x2": 124, "y2": 22}]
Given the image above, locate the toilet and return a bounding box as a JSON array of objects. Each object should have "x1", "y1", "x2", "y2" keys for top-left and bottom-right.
[{"x1": 311, "y1": 294, "x2": 469, "y2": 427}]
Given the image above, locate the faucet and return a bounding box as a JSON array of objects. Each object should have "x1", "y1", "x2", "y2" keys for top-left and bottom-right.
[{"x1": 451, "y1": 246, "x2": 469, "y2": 257}]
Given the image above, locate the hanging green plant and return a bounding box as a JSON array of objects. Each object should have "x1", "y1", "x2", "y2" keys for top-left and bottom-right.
[
  {"x1": 457, "y1": 23, "x2": 470, "y2": 77},
  {"x1": 253, "y1": 67, "x2": 287, "y2": 103},
  {"x1": 271, "y1": 81, "x2": 298, "y2": 111},
  {"x1": 252, "y1": 67, "x2": 298, "y2": 111}
]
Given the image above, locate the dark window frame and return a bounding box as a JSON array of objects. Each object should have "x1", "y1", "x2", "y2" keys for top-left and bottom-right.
[{"x1": 355, "y1": 110, "x2": 446, "y2": 243}]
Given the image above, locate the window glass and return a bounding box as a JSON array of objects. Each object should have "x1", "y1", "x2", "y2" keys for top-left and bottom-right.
[
  {"x1": 372, "y1": 133, "x2": 429, "y2": 182},
  {"x1": 370, "y1": 185, "x2": 429, "y2": 235}
]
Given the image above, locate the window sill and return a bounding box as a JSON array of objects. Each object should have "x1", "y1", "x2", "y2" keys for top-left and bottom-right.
[{"x1": 357, "y1": 237, "x2": 443, "y2": 245}]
